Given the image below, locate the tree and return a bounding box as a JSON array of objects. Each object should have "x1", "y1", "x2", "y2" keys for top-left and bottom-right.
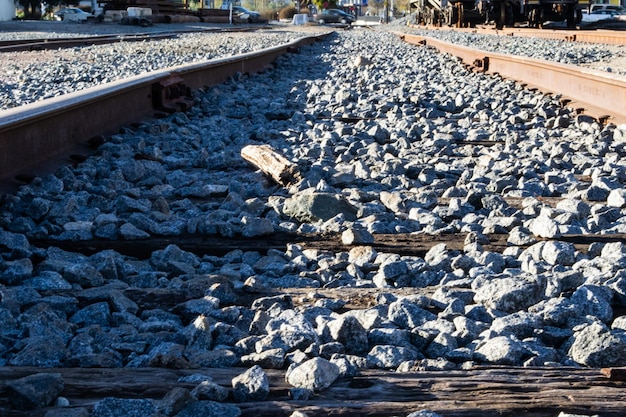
[
  {"x1": 17, "y1": 0, "x2": 43, "y2": 18},
  {"x1": 19, "y1": 0, "x2": 68, "y2": 19}
]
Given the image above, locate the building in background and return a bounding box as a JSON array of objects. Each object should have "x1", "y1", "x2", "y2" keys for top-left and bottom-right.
[{"x1": 0, "y1": 0, "x2": 16, "y2": 20}]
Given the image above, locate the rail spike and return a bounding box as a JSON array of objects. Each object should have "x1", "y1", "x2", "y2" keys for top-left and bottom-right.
[
  {"x1": 152, "y1": 75, "x2": 194, "y2": 113},
  {"x1": 472, "y1": 57, "x2": 489, "y2": 72}
]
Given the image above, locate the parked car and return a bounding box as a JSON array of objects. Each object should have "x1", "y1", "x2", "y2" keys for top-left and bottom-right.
[
  {"x1": 588, "y1": 3, "x2": 624, "y2": 13},
  {"x1": 221, "y1": 4, "x2": 263, "y2": 23},
  {"x1": 55, "y1": 7, "x2": 93, "y2": 22},
  {"x1": 314, "y1": 9, "x2": 355, "y2": 25},
  {"x1": 581, "y1": 8, "x2": 626, "y2": 22}
]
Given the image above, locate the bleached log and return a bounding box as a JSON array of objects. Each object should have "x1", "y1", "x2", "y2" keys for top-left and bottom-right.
[{"x1": 241, "y1": 144, "x2": 300, "y2": 186}]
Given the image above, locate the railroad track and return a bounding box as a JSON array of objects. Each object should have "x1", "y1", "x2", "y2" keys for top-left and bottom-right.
[
  {"x1": 395, "y1": 31, "x2": 626, "y2": 125},
  {"x1": 0, "y1": 33, "x2": 178, "y2": 52},
  {"x1": 2, "y1": 28, "x2": 624, "y2": 189},
  {"x1": 1, "y1": 26, "x2": 626, "y2": 417},
  {"x1": 0, "y1": 32, "x2": 328, "y2": 192},
  {"x1": 0, "y1": 26, "x2": 263, "y2": 52},
  {"x1": 0, "y1": 26, "x2": 626, "y2": 190}
]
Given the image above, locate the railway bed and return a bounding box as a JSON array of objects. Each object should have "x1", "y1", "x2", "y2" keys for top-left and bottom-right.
[{"x1": 1, "y1": 25, "x2": 626, "y2": 417}]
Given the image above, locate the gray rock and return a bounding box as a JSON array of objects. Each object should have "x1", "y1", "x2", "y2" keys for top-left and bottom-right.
[
  {"x1": 24, "y1": 271, "x2": 72, "y2": 291},
  {"x1": 528, "y1": 215, "x2": 561, "y2": 238},
  {"x1": 63, "y1": 264, "x2": 105, "y2": 287},
  {"x1": 283, "y1": 192, "x2": 357, "y2": 222},
  {"x1": 605, "y1": 271, "x2": 626, "y2": 306},
  {"x1": 6, "y1": 373, "x2": 64, "y2": 410},
  {"x1": 231, "y1": 365, "x2": 270, "y2": 402},
  {"x1": 570, "y1": 285, "x2": 613, "y2": 323},
  {"x1": 119, "y1": 222, "x2": 151, "y2": 239},
  {"x1": 490, "y1": 311, "x2": 542, "y2": 339},
  {"x1": 172, "y1": 296, "x2": 220, "y2": 320},
  {"x1": 240, "y1": 348, "x2": 285, "y2": 369},
  {"x1": 319, "y1": 342, "x2": 345, "y2": 358},
  {"x1": 0, "y1": 258, "x2": 33, "y2": 284},
  {"x1": 348, "y1": 246, "x2": 378, "y2": 267},
  {"x1": 69, "y1": 302, "x2": 111, "y2": 326},
  {"x1": 241, "y1": 216, "x2": 274, "y2": 237},
  {"x1": 529, "y1": 298, "x2": 579, "y2": 327},
  {"x1": 507, "y1": 226, "x2": 537, "y2": 246},
  {"x1": 142, "y1": 342, "x2": 188, "y2": 369},
  {"x1": 452, "y1": 316, "x2": 483, "y2": 345},
  {"x1": 344, "y1": 308, "x2": 385, "y2": 331},
  {"x1": 9, "y1": 336, "x2": 68, "y2": 367},
  {"x1": 159, "y1": 387, "x2": 195, "y2": 417},
  {"x1": 77, "y1": 287, "x2": 139, "y2": 315},
  {"x1": 607, "y1": 189, "x2": 626, "y2": 208},
  {"x1": 388, "y1": 298, "x2": 437, "y2": 329},
  {"x1": 190, "y1": 381, "x2": 229, "y2": 402},
  {"x1": 368, "y1": 327, "x2": 411, "y2": 348},
  {"x1": 287, "y1": 412, "x2": 310, "y2": 417},
  {"x1": 329, "y1": 354, "x2": 364, "y2": 377},
  {"x1": 252, "y1": 251, "x2": 290, "y2": 276},
  {"x1": 556, "y1": 199, "x2": 590, "y2": 219},
  {"x1": 286, "y1": 357, "x2": 340, "y2": 391},
  {"x1": 424, "y1": 243, "x2": 453, "y2": 272},
  {"x1": 474, "y1": 335, "x2": 528, "y2": 365},
  {"x1": 424, "y1": 332, "x2": 458, "y2": 358},
  {"x1": 150, "y1": 244, "x2": 200, "y2": 275},
  {"x1": 473, "y1": 274, "x2": 545, "y2": 313},
  {"x1": 583, "y1": 185, "x2": 610, "y2": 202},
  {"x1": 0, "y1": 230, "x2": 31, "y2": 257},
  {"x1": 326, "y1": 315, "x2": 369, "y2": 354},
  {"x1": 599, "y1": 242, "x2": 626, "y2": 268},
  {"x1": 568, "y1": 322, "x2": 626, "y2": 367},
  {"x1": 540, "y1": 241, "x2": 576, "y2": 266},
  {"x1": 289, "y1": 388, "x2": 313, "y2": 400},
  {"x1": 373, "y1": 258, "x2": 409, "y2": 288},
  {"x1": 250, "y1": 294, "x2": 293, "y2": 311},
  {"x1": 186, "y1": 348, "x2": 239, "y2": 369},
  {"x1": 367, "y1": 345, "x2": 421, "y2": 369},
  {"x1": 341, "y1": 227, "x2": 374, "y2": 245},
  {"x1": 612, "y1": 316, "x2": 626, "y2": 331}
]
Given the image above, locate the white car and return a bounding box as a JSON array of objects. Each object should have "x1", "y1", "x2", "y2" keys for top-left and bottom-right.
[
  {"x1": 55, "y1": 7, "x2": 93, "y2": 22},
  {"x1": 581, "y1": 4, "x2": 626, "y2": 22}
]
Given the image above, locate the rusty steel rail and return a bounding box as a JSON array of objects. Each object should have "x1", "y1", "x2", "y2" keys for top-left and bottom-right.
[
  {"x1": 0, "y1": 33, "x2": 179, "y2": 52},
  {"x1": 0, "y1": 27, "x2": 265, "y2": 53},
  {"x1": 0, "y1": 34, "x2": 326, "y2": 186},
  {"x1": 495, "y1": 27, "x2": 626, "y2": 44},
  {"x1": 408, "y1": 24, "x2": 626, "y2": 45},
  {"x1": 397, "y1": 32, "x2": 626, "y2": 124}
]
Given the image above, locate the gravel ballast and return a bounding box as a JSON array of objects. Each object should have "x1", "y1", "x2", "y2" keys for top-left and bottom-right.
[
  {"x1": 1, "y1": 20, "x2": 625, "y2": 110},
  {"x1": 0, "y1": 22, "x2": 625, "y2": 417}
]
